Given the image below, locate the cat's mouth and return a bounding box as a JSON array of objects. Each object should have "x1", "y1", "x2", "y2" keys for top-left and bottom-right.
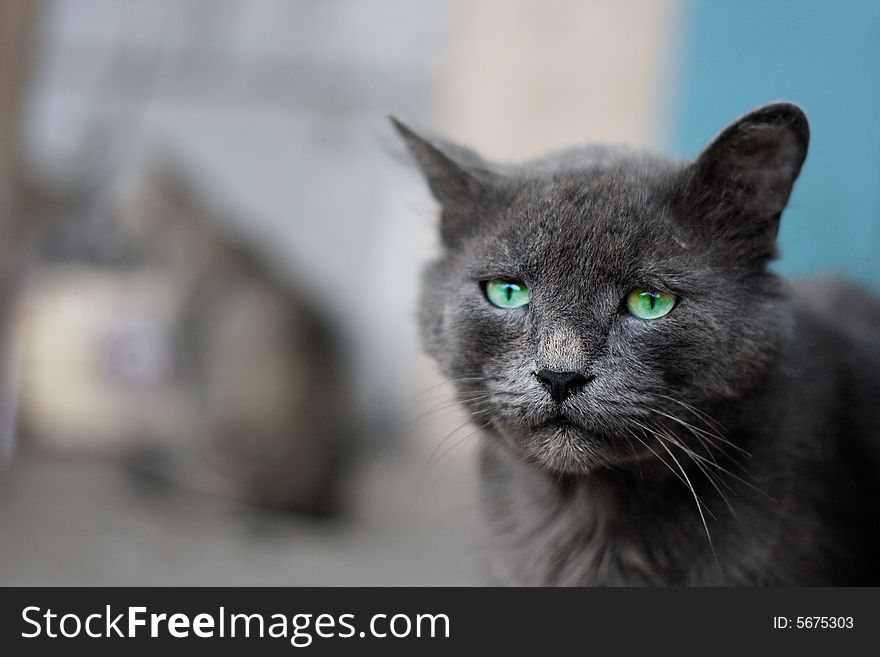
[
  {"x1": 514, "y1": 412, "x2": 609, "y2": 474},
  {"x1": 534, "y1": 413, "x2": 579, "y2": 430}
]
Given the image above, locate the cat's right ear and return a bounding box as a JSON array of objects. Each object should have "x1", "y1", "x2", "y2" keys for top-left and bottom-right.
[
  {"x1": 390, "y1": 116, "x2": 498, "y2": 246},
  {"x1": 684, "y1": 103, "x2": 809, "y2": 261}
]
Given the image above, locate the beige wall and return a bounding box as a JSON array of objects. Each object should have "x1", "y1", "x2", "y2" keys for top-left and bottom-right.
[{"x1": 437, "y1": 0, "x2": 683, "y2": 159}]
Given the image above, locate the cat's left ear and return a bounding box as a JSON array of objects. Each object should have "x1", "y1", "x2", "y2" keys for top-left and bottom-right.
[
  {"x1": 391, "y1": 116, "x2": 501, "y2": 246},
  {"x1": 689, "y1": 102, "x2": 809, "y2": 240}
]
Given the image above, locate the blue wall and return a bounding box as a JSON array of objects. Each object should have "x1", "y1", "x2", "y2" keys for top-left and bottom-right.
[{"x1": 670, "y1": 0, "x2": 880, "y2": 289}]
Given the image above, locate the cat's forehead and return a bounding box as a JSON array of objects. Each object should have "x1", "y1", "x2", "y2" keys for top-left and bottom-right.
[{"x1": 477, "y1": 169, "x2": 684, "y2": 281}]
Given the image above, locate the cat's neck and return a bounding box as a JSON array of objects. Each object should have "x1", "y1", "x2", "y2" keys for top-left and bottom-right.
[{"x1": 478, "y1": 406, "x2": 769, "y2": 586}]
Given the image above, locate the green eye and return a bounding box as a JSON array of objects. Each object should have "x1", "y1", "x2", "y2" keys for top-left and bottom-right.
[
  {"x1": 626, "y1": 288, "x2": 676, "y2": 320},
  {"x1": 485, "y1": 279, "x2": 529, "y2": 309}
]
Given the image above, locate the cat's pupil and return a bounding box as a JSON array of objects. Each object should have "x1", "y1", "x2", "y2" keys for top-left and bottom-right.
[
  {"x1": 505, "y1": 285, "x2": 513, "y2": 301},
  {"x1": 648, "y1": 293, "x2": 657, "y2": 309}
]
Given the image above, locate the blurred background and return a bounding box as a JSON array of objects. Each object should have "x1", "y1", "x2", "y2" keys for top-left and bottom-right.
[{"x1": 0, "y1": 0, "x2": 877, "y2": 585}]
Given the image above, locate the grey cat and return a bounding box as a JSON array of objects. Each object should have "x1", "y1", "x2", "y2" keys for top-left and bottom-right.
[{"x1": 393, "y1": 103, "x2": 880, "y2": 585}]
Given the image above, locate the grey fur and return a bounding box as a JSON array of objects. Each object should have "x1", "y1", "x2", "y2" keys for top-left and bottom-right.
[{"x1": 393, "y1": 104, "x2": 880, "y2": 585}]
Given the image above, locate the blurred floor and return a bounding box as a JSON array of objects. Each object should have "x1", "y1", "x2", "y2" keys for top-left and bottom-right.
[{"x1": 0, "y1": 408, "x2": 486, "y2": 585}]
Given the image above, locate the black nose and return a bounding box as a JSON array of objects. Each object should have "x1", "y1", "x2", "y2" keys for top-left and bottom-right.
[{"x1": 535, "y1": 369, "x2": 592, "y2": 404}]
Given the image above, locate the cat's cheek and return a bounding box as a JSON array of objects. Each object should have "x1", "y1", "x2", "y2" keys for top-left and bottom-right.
[
  {"x1": 457, "y1": 307, "x2": 527, "y2": 359},
  {"x1": 416, "y1": 300, "x2": 447, "y2": 365}
]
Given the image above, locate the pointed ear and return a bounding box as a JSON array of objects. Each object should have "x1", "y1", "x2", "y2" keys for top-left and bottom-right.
[
  {"x1": 692, "y1": 103, "x2": 809, "y2": 222},
  {"x1": 390, "y1": 116, "x2": 500, "y2": 246}
]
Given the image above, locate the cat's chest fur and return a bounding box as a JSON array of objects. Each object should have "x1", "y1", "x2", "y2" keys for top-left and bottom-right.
[
  {"x1": 480, "y1": 439, "x2": 733, "y2": 586},
  {"x1": 480, "y1": 441, "x2": 667, "y2": 585}
]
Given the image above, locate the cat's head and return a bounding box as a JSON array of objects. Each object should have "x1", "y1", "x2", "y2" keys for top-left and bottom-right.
[{"x1": 394, "y1": 103, "x2": 808, "y2": 474}]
